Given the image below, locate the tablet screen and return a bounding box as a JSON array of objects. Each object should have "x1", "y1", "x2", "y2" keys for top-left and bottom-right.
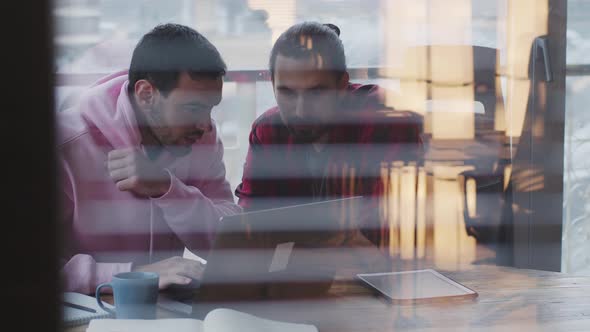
[{"x1": 357, "y1": 269, "x2": 476, "y2": 301}]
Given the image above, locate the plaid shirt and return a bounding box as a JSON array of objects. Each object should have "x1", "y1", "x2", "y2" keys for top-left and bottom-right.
[
  {"x1": 235, "y1": 83, "x2": 423, "y2": 243},
  {"x1": 236, "y1": 83, "x2": 424, "y2": 205}
]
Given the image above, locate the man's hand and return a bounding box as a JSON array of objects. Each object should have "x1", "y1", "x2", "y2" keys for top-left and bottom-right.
[
  {"x1": 107, "y1": 148, "x2": 171, "y2": 198},
  {"x1": 133, "y1": 256, "x2": 205, "y2": 290}
]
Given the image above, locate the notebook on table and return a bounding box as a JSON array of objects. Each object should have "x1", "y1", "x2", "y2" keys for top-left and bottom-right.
[
  {"x1": 62, "y1": 292, "x2": 114, "y2": 327},
  {"x1": 87, "y1": 307, "x2": 317, "y2": 332}
]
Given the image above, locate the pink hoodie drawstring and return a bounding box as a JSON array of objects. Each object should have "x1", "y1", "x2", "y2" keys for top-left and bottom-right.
[{"x1": 149, "y1": 200, "x2": 154, "y2": 263}]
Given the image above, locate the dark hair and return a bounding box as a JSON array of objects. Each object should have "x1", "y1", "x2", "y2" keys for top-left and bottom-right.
[
  {"x1": 269, "y1": 22, "x2": 346, "y2": 78},
  {"x1": 128, "y1": 23, "x2": 226, "y2": 96}
]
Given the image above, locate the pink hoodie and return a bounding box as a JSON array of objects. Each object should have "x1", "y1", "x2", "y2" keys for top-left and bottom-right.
[{"x1": 58, "y1": 70, "x2": 242, "y2": 294}]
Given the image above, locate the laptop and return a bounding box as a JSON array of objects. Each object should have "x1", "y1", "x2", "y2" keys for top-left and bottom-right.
[{"x1": 191, "y1": 196, "x2": 365, "y2": 304}]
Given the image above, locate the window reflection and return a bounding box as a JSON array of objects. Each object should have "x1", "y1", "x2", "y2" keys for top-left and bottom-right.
[{"x1": 53, "y1": 1, "x2": 589, "y2": 331}]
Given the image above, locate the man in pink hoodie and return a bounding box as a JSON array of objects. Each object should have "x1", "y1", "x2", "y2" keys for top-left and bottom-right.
[{"x1": 58, "y1": 24, "x2": 242, "y2": 294}]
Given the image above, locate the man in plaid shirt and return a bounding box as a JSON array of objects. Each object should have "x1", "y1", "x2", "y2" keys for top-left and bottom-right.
[{"x1": 235, "y1": 22, "x2": 423, "y2": 247}]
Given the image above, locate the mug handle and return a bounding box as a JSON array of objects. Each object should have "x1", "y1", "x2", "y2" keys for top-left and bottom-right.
[{"x1": 95, "y1": 283, "x2": 116, "y2": 315}]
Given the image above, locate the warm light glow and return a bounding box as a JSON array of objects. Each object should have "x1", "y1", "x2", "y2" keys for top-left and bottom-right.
[
  {"x1": 430, "y1": 85, "x2": 475, "y2": 139},
  {"x1": 433, "y1": 165, "x2": 475, "y2": 269},
  {"x1": 388, "y1": 162, "x2": 402, "y2": 257},
  {"x1": 504, "y1": 0, "x2": 548, "y2": 138},
  {"x1": 382, "y1": 0, "x2": 476, "y2": 139},
  {"x1": 400, "y1": 164, "x2": 417, "y2": 260},
  {"x1": 466, "y1": 178, "x2": 477, "y2": 219},
  {"x1": 429, "y1": 0, "x2": 474, "y2": 140},
  {"x1": 416, "y1": 167, "x2": 426, "y2": 259},
  {"x1": 380, "y1": 0, "x2": 429, "y2": 129},
  {"x1": 504, "y1": 164, "x2": 512, "y2": 190},
  {"x1": 505, "y1": 80, "x2": 531, "y2": 137},
  {"x1": 379, "y1": 162, "x2": 390, "y2": 236}
]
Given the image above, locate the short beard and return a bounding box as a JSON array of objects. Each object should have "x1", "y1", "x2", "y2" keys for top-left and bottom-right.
[
  {"x1": 166, "y1": 145, "x2": 192, "y2": 157},
  {"x1": 145, "y1": 103, "x2": 192, "y2": 158},
  {"x1": 286, "y1": 126, "x2": 324, "y2": 143}
]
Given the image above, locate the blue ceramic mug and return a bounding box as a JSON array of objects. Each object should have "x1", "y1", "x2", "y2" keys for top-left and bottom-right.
[{"x1": 96, "y1": 272, "x2": 159, "y2": 319}]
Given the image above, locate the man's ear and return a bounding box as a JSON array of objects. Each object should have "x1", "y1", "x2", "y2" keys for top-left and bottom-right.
[
  {"x1": 338, "y1": 71, "x2": 349, "y2": 90},
  {"x1": 134, "y1": 80, "x2": 158, "y2": 110}
]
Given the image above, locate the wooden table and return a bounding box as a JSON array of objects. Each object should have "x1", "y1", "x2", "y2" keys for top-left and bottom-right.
[{"x1": 66, "y1": 265, "x2": 590, "y2": 332}]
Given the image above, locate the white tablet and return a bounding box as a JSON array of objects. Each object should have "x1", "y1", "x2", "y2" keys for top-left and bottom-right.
[{"x1": 357, "y1": 269, "x2": 478, "y2": 304}]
